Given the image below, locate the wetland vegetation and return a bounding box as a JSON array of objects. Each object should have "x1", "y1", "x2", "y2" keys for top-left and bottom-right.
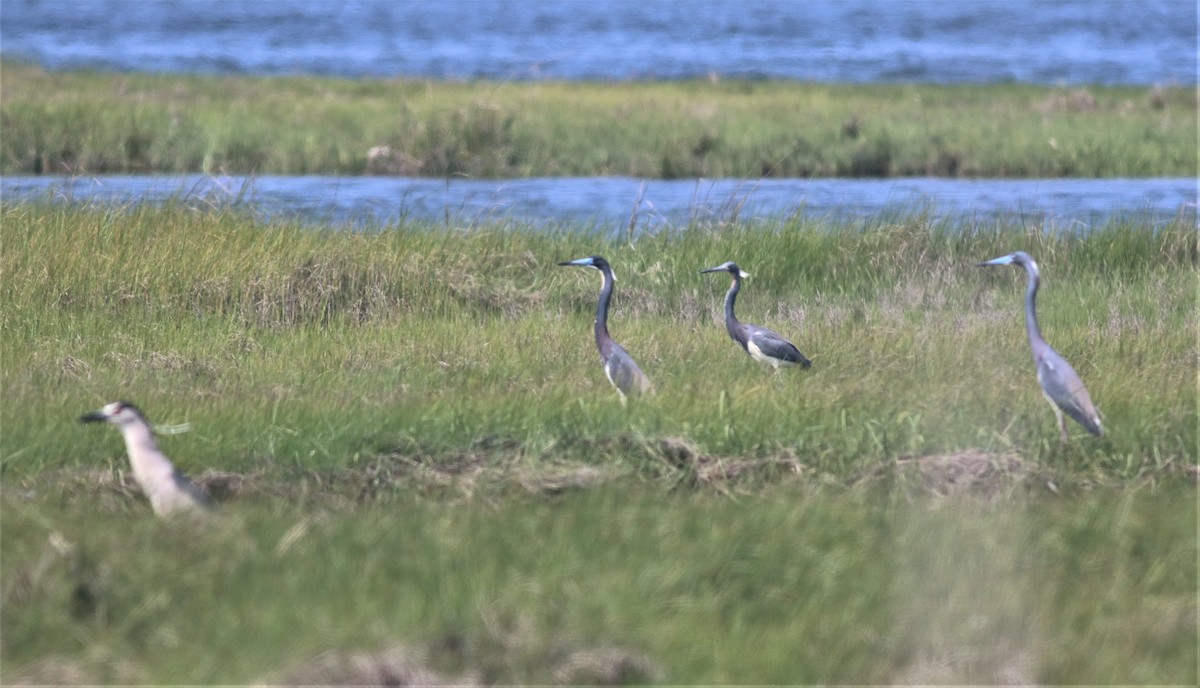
[
  {"x1": 1, "y1": 202, "x2": 1195, "y2": 683},
  {"x1": 1, "y1": 60, "x2": 1196, "y2": 684},
  {"x1": 2, "y1": 61, "x2": 1195, "y2": 178}
]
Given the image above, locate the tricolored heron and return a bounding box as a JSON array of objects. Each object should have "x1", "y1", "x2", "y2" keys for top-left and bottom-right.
[
  {"x1": 977, "y1": 251, "x2": 1103, "y2": 442},
  {"x1": 81, "y1": 401, "x2": 214, "y2": 516},
  {"x1": 558, "y1": 255, "x2": 653, "y2": 400},
  {"x1": 701, "y1": 261, "x2": 812, "y2": 370}
]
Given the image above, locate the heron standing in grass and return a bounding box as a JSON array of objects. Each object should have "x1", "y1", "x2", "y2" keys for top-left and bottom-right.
[
  {"x1": 978, "y1": 251, "x2": 1103, "y2": 442},
  {"x1": 701, "y1": 261, "x2": 812, "y2": 371},
  {"x1": 81, "y1": 401, "x2": 214, "y2": 517},
  {"x1": 558, "y1": 255, "x2": 653, "y2": 400}
]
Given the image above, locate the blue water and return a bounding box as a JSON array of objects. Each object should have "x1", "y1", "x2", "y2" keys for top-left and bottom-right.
[
  {"x1": 4, "y1": 175, "x2": 1194, "y2": 232},
  {"x1": 1, "y1": 0, "x2": 1194, "y2": 85},
  {"x1": 4, "y1": 2, "x2": 1195, "y2": 230}
]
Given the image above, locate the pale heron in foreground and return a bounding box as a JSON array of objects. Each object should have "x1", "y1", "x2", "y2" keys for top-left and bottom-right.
[
  {"x1": 977, "y1": 251, "x2": 1103, "y2": 442},
  {"x1": 81, "y1": 401, "x2": 214, "y2": 516},
  {"x1": 558, "y1": 255, "x2": 653, "y2": 400},
  {"x1": 701, "y1": 261, "x2": 812, "y2": 371}
]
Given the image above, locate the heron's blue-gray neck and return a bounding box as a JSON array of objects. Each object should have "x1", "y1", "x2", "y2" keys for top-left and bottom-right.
[
  {"x1": 723, "y1": 276, "x2": 747, "y2": 346},
  {"x1": 1021, "y1": 260, "x2": 1047, "y2": 356},
  {"x1": 594, "y1": 266, "x2": 616, "y2": 361}
]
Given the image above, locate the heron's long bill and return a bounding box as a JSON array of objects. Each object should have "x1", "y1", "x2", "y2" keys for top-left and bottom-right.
[
  {"x1": 701, "y1": 262, "x2": 749, "y2": 278},
  {"x1": 977, "y1": 254, "x2": 1016, "y2": 267}
]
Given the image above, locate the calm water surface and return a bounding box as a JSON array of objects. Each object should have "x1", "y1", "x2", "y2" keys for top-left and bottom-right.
[
  {"x1": 4, "y1": 175, "x2": 1194, "y2": 232},
  {"x1": 1, "y1": 0, "x2": 1194, "y2": 84}
]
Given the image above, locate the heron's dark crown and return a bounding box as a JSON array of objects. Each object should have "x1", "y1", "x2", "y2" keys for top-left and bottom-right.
[
  {"x1": 81, "y1": 400, "x2": 148, "y2": 425},
  {"x1": 112, "y1": 400, "x2": 144, "y2": 417},
  {"x1": 98, "y1": 400, "x2": 148, "y2": 422}
]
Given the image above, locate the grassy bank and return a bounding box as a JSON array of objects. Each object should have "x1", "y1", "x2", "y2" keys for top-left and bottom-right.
[
  {"x1": 2, "y1": 203, "x2": 1196, "y2": 683},
  {"x1": 2, "y1": 61, "x2": 1195, "y2": 178},
  {"x1": 2, "y1": 202, "x2": 1195, "y2": 484}
]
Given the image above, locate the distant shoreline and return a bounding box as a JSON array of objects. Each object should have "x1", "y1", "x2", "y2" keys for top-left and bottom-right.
[{"x1": 2, "y1": 62, "x2": 1195, "y2": 178}]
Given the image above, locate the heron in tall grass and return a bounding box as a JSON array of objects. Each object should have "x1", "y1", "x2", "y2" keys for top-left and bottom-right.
[
  {"x1": 977, "y1": 251, "x2": 1103, "y2": 442},
  {"x1": 558, "y1": 255, "x2": 653, "y2": 400},
  {"x1": 81, "y1": 401, "x2": 214, "y2": 517},
  {"x1": 701, "y1": 261, "x2": 812, "y2": 371}
]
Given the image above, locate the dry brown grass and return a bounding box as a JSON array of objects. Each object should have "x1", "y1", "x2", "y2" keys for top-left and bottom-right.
[
  {"x1": 24, "y1": 442, "x2": 1182, "y2": 517},
  {"x1": 893, "y1": 451, "x2": 1028, "y2": 496},
  {"x1": 261, "y1": 643, "x2": 478, "y2": 687},
  {"x1": 4, "y1": 655, "x2": 125, "y2": 686}
]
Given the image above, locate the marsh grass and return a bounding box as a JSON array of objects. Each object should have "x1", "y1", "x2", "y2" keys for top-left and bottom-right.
[
  {"x1": 2, "y1": 202, "x2": 1195, "y2": 483},
  {"x1": 3, "y1": 62, "x2": 1196, "y2": 177},
  {"x1": 1, "y1": 202, "x2": 1196, "y2": 683}
]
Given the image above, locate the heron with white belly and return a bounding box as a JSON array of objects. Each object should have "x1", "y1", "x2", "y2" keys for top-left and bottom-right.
[{"x1": 701, "y1": 261, "x2": 812, "y2": 371}]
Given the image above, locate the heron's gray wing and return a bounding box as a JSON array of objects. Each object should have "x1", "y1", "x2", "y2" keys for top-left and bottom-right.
[
  {"x1": 605, "y1": 343, "x2": 653, "y2": 396},
  {"x1": 744, "y1": 324, "x2": 812, "y2": 367},
  {"x1": 1036, "y1": 350, "x2": 1102, "y2": 435}
]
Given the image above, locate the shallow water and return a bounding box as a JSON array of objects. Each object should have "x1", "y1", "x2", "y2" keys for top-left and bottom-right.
[
  {"x1": 2, "y1": 0, "x2": 1194, "y2": 85},
  {"x1": 3, "y1": 174, "x2": 1194, "y2": 231}
]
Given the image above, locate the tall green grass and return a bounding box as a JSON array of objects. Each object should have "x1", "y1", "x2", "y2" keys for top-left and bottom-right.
[
  {"x1": 1, "y1": 202, "x2": 1194, "y2": 486},
  {"x1": 3, "y1": 61, "x2": 1195, "y2": 177},
  {"x1": 2, "y1": 202, "x2": 1195, "y2": 684}
]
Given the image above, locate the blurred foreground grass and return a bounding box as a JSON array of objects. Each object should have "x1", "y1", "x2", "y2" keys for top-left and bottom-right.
[{"x1": 3, "y1": 486, "x2": 1195, "y2": 684}]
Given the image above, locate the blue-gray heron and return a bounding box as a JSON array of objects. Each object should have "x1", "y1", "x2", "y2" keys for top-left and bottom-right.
[
  {"x1": 701, "y1": 261, "x2": 812, "y2": 371},
  {"x1": 558, "y1": 255, "x2": 653, "y2": 399},
  {"x1": 81, "y1": 401, "x2": 214, "y2": 516},
  {"x1": 978, "y1": 251, "x2": 1103, "y2": 441}
]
